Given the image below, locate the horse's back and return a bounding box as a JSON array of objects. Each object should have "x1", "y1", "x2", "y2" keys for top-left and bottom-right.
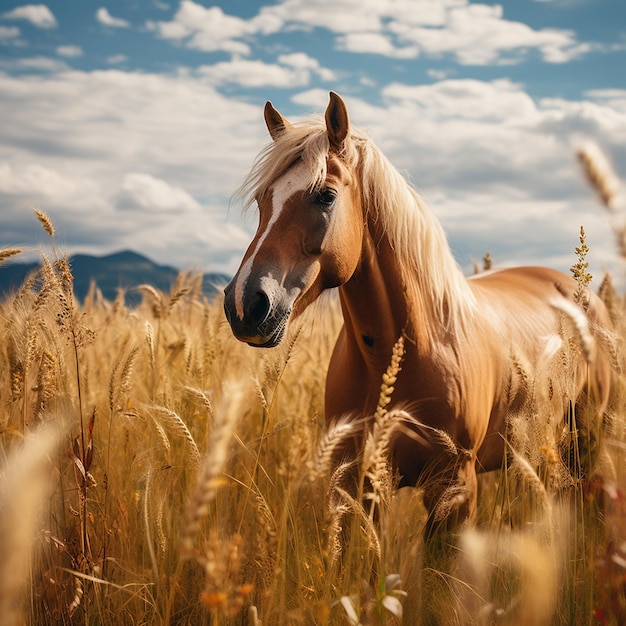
[
  {"x1": 469, "y1": 265, "x2": 612, "y2": 334},
  {"x1": 469, "y1": 264, "x2": 613, "y2": 432}
]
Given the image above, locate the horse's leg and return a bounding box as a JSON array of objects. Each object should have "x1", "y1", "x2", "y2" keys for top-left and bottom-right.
[
  {"x1": 420, "y1": 456, "x2": 478, "y2": 626},
  {"x1": 422, "y1": 454, "x2": 478, "y2": 540}
]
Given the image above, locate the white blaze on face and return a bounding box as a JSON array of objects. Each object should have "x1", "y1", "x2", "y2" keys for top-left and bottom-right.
[{"x1": 234, "y1": 161, "x2": 310, "y2": 320}]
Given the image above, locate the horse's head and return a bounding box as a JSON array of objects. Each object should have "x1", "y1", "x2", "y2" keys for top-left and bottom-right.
[{"x1": 224, "y1": 92, "x2": 363, "y2": 347}]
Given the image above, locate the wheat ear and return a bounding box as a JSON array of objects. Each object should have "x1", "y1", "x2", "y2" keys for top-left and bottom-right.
[
  {"x1": 180, "y1": 382, "x2": 242, "y2": 557},
  {"x1": 150, "y1": 405, "x2": 201, "y2": 466},
  {"x1": 0, "y1": 248, "x2": 21, "y2": 263},
  {"x1": 577, "y1": 141, "x2": 623, "y2": 211}
]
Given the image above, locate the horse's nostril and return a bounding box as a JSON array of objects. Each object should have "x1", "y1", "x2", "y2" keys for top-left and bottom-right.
[{"x1": 248, "y1": 290, "x2": 271, "y2": 326}]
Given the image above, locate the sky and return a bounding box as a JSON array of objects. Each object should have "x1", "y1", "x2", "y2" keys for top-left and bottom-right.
[{"x1": 0, "y1": 0, "x2": 625, "y2": 286}]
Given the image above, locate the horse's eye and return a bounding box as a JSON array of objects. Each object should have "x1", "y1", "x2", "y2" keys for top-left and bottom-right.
[{"x1": 314, "y1": 189, "x2": 337, "y2": 207}]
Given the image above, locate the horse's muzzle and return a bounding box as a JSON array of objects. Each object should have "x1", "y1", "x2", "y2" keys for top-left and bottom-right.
[{"x1": 223, "y1": 279, "x2": 291, "y2": 348}]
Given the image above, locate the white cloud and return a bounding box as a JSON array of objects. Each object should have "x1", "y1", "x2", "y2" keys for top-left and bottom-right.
[
  {"x1": 147, "y1": 1, "x2": 258, "y2": 55},
  {"x1": 585, "y1": 89, "x2": 626, "y2": 113},
  {"x1": 0, "y1": 162, "x2": 70, "y2": 196},
  {"x1": 0, "y1": 162, "x2": 105, "y2": 215},
  {"x1": 106, "y1": 54, "x2": 127, "y2": 65},
  {"x1": 294, "y1": 80, "x2": 625, "y2": 280},
  {"x1": 279, "y1": 53, "x2": 336, "y2": 81},
  {"x1": 0, "y1": 69, "x2": 263, "y2": 271},
  {"x1": 2, "y1": 4, "x2": 57, "y2": 29},
  {"x1": 385, "y1": 3, "x2": 583, "y2": 64},
  {"x1": 120, "y1": 173, "x2": 201, "y2": 213},
  {"x1": 198, "y1": 54, "x2": 335, "y2": 88},
  {"x1": 0, "y1": 64, "x2": 624, "y2": 278},
  {"x1": 0, "y1": 56, "x2": 68, "y2": 71},
  {"x1": 56, "y1": 45, "x2": 83, "y2": 58},
  {"x1": 0, "y1": 25, "x2": 21, "y2": 42},
  {"x1": 427, "y1": 68, "x2": 452, "y2": 80},
  {"x1": 96, "y1": 7, "x2": 130, "y2": 29},
  {"x1": 259, "y1": 0, "x2": 385, "y2": 34},
  {"x1": 338, "y1": 32, "x2": 418, "y2": 58},
  {"x1": 381, "y1": 79, "x2": 539, "y2": 124},
  {"x1": 150, "y1": 0, "x2": 591, "y2": 67},
  {"x1": 198, "y1": 59, "x2": 297, "y2": 88}
]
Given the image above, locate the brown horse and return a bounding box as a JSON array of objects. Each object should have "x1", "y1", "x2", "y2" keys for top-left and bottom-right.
[{"x1": 223, "y1": 91, "x2": 613, "y2": 529}]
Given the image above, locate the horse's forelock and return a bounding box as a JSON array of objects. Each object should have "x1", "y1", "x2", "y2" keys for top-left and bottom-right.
[{"x1": 235, "y1": 119, "x2": 334, "y2": 212}]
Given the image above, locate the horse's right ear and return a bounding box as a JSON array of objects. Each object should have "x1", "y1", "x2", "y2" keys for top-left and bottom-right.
[{"x1": 264, "y1": 101, "x2": 291, "y2": 141}]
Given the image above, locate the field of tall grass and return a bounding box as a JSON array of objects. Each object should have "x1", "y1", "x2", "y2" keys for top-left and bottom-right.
[{"x1": 2, "y1": 145, "x2": 626, "y2": 625}]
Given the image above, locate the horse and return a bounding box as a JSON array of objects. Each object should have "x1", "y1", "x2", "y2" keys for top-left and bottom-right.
[{"x1": 223, "y1": 91, "x2": 613, "y2": 532}]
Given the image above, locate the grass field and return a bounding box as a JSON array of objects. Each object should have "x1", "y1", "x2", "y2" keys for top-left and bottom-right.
[{"x1": 2, "y1": 146, "x2": 626, "y2": 625}]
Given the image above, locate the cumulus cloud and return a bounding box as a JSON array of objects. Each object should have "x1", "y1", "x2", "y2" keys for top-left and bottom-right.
[
  {"x1": 337, "y1": 32, "x2": 418, "y2": 58},
  {"x1": 96, "y1": 7, "x2": 129, "y2": 29},
  {"x1": 198, "y1": 53, "x2": 335, "y2": 88},
  {"x1": 151, "y1": 0, "x2": 593, "y2": 66},
  {"x1": 386, "y1": 3, "x2": 584, "y2": 64},
  {"x1": 584, "y1": 89, "x2": 626, "y2": 112},
  {"x1": 2, "y1": 4, "x2": 57, "y2": 29},
  {"x1": 0, "y1": 69, "x2": 262, "y2": 271},
  {"x1": 147, "y1": 1, "x2": 259, "y2": 55},
  {"x1": 0, "y1": 162, "x2": 82, "y2": 197},
  {"x1": 294, "y1": 80, "x2": 625, "y2": 279},
  {"x1": 0, "y1": 62, "x2": 624, "y2": 278},
  {"x1": 335, "y1": 1, "x2": 586, "y2": 64},
  {"x1": 119, "y1": 173, "x2": 202, "y2": 213}
]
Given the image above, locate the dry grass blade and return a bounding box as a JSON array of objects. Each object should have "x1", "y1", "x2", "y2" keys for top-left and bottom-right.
[{"x1": 0, "y1": 425, "x2": 60, "y2": 626}]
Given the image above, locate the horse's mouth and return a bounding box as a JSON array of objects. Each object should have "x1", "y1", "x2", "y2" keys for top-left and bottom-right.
[
  {"x1": 247, "y1": 335, "x2": 280, "y2": 348},
  {"x1": 237, "y1": 311, "x2": 290, "y2": 348}
]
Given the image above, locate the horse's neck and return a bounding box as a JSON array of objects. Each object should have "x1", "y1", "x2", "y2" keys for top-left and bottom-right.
[
  {"x1": 338, "y1": 214, "x2": 468, "y2": 366},
  {"x1": 338, "y1": 230, "x2": 412, "y2": 368}
]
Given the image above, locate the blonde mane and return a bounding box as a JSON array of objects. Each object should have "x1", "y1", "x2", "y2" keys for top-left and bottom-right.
[{"x1": 236, "y1": 117, "x2": 476, "y2": 337}]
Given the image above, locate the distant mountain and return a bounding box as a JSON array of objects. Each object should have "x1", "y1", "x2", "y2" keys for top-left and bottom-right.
[{"x1": 0, "y1": 250, "x2": 229, "y2": 305}]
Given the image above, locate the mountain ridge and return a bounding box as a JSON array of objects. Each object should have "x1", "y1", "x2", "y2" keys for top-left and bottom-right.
[{"x1": 0, "y1": 249, "x2": 229, "y2": 305}]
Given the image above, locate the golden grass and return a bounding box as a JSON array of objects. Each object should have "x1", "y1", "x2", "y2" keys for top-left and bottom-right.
[{"x1": 2, "y1": 179, "x2": 626, "y2": 625}]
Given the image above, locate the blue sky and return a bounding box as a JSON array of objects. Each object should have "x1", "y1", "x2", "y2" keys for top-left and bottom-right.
[{"x1": 0, "y1": 0, "x2": 625, "y2": 284}]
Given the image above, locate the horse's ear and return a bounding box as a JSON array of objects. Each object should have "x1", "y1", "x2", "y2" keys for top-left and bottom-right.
[
  {"x1": 325, "y1": 91, "x2": 349, "y2": 151},
  {"x1": 264, "y1": 101, "x2": 291, "y2": 141}
]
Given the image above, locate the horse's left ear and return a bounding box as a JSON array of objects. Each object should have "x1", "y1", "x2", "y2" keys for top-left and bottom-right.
[
  {"x1": 264, "y1": 101, "x2": 291, "y2": 141},
  {"x1": 325, "y1": 91, "x2": 349, "y2": 151}
]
